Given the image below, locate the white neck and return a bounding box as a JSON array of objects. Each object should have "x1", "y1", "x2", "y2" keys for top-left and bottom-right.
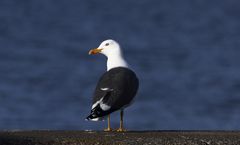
[{"x1": 106, "y1": 53, "x2": 128, "y2": 71}]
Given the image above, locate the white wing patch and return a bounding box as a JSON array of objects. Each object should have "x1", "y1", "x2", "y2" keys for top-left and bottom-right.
[
  {"x1": 91, "y1": 97, "x2": 111, "y2": 111},
  {"x1": 90, "y1": 118, "x2": 100, "y2": 121},
  {"x1": 101, "y1": 88, "x2": 113, "y2": 91},
  {"x1": 91, "y1": 98, "x2": 103, "y2": 109},
  {"x1": 91, "y1": 88, "x2": 113, "y2": 110},
  {"x1": 100, "y1": 103, "x2": 111, "y2": 111}
]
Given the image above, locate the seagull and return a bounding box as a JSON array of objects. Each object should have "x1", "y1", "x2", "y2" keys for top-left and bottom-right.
[{"x1": 86, "y1": 39, "x2": 139, "y2": 132}]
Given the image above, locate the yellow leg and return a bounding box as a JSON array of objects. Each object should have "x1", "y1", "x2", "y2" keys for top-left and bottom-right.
[
  {"x1": 104, "y1": 115, "x2": 112, "y2": 131},
  {"x1": 117, "y1": 110, "x2": 126, "y2": 132}
]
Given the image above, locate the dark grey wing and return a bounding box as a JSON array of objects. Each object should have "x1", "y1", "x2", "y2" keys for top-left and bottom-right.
[
  {"x1": 105, "y1": 68, "x2": 139, "y2": 110},
  {"x1": 85, "y1": 71, "x2": 115, "y2": 120},
  {"x1": 86, "y1": 67, "x2": 139, "y2": 120}
]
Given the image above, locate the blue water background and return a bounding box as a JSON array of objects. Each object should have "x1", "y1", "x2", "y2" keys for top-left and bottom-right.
[{"x1": 0, "y1": 0, "x2": 240, "y2": 130}]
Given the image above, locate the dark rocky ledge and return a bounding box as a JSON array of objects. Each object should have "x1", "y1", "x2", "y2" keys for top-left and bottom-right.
[{"x1": 0, "y1": 130, "x2": 239, "y2": 145}]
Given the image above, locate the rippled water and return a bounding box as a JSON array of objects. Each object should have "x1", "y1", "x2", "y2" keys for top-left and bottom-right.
[{"x1": 0, "y1": 0, "x2": 240, "y2": 130}]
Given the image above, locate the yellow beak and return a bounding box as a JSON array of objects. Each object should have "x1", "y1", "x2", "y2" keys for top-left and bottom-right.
[{"x1": 88, "y1": 48, "x2": 103, "y2": 55}]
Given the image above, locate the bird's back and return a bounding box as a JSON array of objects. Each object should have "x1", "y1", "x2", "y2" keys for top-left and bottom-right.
[{"x1": 92, "y1": 67, "x2": 139, "y2": 113}]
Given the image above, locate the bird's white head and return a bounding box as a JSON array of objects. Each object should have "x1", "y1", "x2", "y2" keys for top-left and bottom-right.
[
  {"x1": 89, "y1": 39, "x2": 121, "y2": 57},
  {"x1": 89, "y1": 39, "x2": 128, "y2": 71}
]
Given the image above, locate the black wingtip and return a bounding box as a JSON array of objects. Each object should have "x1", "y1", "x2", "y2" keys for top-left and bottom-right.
[
  {"x1": 85, "y1": 114, "x2": 94, "y2": 121},
  {"x1": 85, "y1": 114, "x2": 96, "y2": 121},
  {"x1": 86, "y1": 104, "x2": 109, "y2": 121}
]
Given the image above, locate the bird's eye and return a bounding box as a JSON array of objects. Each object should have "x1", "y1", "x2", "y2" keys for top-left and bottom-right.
[{"x1": 105, "y1": 43, "x2": 109, "y2": 46}]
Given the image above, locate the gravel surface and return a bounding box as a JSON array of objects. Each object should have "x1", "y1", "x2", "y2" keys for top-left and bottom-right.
[{"x1": 0, "y1": 131, "x2": 239, "y2": 145}]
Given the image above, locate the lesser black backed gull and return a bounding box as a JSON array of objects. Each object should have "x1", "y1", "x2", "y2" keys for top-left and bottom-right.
[{"x1": 86, "y1": 39, "x2": 139, "y2": 132}]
